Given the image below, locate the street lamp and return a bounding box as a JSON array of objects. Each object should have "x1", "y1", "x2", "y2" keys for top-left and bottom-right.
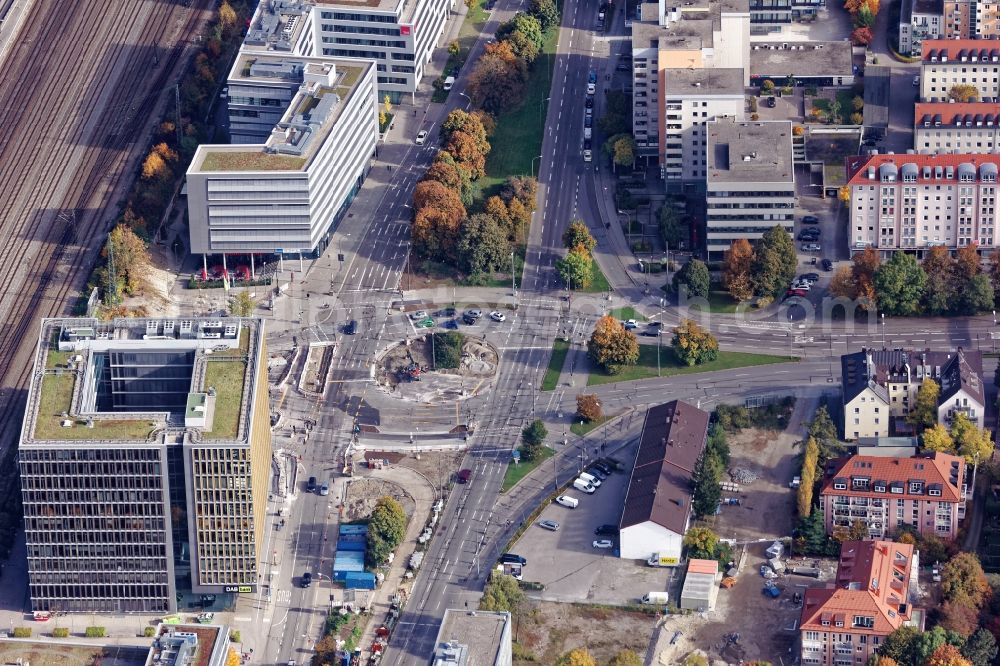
[
  {"x1": 510, "y1": 251, "x2": 517, "y2": 299},
  {"x1": 531, "y1": 154, "x2": 543, "y2": 178},
  {"x1": 539, "y1": 96, "x2": 551, "y2": 128},
  {"x1": 458, "y1": 91, "x2": 472, "y2": 110},
  {"x1": 880, "y1": 312, "x2": 885, "y2": 348}
]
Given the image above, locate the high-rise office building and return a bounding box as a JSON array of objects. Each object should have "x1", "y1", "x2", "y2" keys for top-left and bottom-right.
[{"x1": 19, "y1": 317, "x2": 272, "y2": 613}]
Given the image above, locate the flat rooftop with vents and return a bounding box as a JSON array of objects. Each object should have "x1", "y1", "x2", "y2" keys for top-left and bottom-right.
[
  {"x1": 432, "y1": 610, "x2": 512, "y2": 665},
  {"x1": 707, "y1": 119, "x2": 794, "y2": 184}
]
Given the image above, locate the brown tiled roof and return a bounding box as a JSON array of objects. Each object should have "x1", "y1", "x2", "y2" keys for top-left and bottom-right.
[
  {"x1": 846, "y1": 153, "x2": 1000, "y2": 186},
  {"x1": 820, "y1": 452, "x2": 965, "y2": 502},
  {"x1": 801, "y1": 540, "x2": 914, "y2": 636},
  {"x1": 687, "y1": 558, "x2": 719, "y2": 575},
  {"x1": 620, "y1": 400, "x2": 709, "y2": 534},
  {"x1": 914, "y1": 102, "x2": 1000, "y2": 127},
  {"x1": 921, "y1": 38, "x2": 1000, "y2": 61}
]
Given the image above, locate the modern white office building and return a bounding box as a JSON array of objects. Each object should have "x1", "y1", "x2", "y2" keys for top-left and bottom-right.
[
  {"x1": 661, "y1": 68, "x2": 745, "y2": 186},
  {"x1": 187, "y1": 55, "x2": 378, "y2": 259},
  {"x1": 705, "y1": 119, "x2": 796, "y2": 259},
  {"x1": 312, "y1": 0, "x2": 456, "y2": 101}
]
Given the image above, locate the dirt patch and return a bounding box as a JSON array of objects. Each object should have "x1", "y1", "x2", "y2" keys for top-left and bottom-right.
[
  {"x1": 374, "y1": 336, "x2": 498, "y2": 402},
  {"x1": 0, "y1": 644, "x2": 145, "y2": 666},
  {"x1": 513, "y1": 601, "x2": 657, "y2": 665},
  {"x1": 343, "y1": 478, "x2": 415, "y2": 522},
  {"x1": 122, "y1": 248, "x2": 179, "y2": 318}
]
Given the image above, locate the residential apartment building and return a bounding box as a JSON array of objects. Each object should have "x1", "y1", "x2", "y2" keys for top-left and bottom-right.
[
  {"x1": 800, "y1": 540, "x2": 918, "y2": 666},
  {"x1": 188, "y1": 56, "x2": 378, "y2": 259},
  {"x1": 705, "y1": 119, "x2": 795, "y2": 259},
  {"x1": 661, "y1": 68, "x2": 745, "y2": 185},
  {"x1": 629, "y1": 0, "x2": 750, "y2": 163},
  {"x1": 312, "y1": 0, "x2": 455, "y2": 100},
  {"x1": 19, "y1": 318, "x2": 273, "y2": 613},
  {"x1": 845, "y1": 153, "x2": 1000, "y2": 254},
  {"x1": 899, "y1": 0, "x2": 944, "y2": 56},
  {"x1": 919, "y1": 39, "x2": 1000, "y2": 101},
  {"x1": 748, "y1": 0, "x2": 825, "y2": 35},
  {"x1": 914, "y1": 101, "x2": 1000, "y2": 153},
  {"x1": 819, "y1": 452, "x2": 967, "y2": 540},
  {"x1": 841, "y1": 348, "x2": 985, "y2": 440}
]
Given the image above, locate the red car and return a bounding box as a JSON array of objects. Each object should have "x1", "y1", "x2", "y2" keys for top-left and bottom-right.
[
  {"x1": 456, "y1": 469, "x2": 472, "y2": 484},
  {"x1": 785, "y1": 289, "x2": 808, "y2": 298}
]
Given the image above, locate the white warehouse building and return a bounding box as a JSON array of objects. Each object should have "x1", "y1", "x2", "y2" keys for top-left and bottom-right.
[
  {"x1": 618, "y1": 400, "x2": 709, "y2": 565},
  {"x1": 187, "y1": 54, "x2": 378, "y2": 260}
]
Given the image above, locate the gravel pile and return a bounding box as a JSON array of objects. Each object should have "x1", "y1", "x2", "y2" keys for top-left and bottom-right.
[{"x1": 730, "y1": 467, "x2": 758, "y2": 484}]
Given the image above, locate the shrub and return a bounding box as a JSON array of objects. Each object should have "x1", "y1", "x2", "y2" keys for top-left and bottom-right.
[
  {"x1": 52, "y1": 627, "x2": 69, "y2": 638},
  {"x1": 144, "y1": 626, "x2": 156, "y2": 637},
  {"x1": 85, "y1": 626, "x2": 106, "y2": 638},
  {"x1": 230, "y1": 630, "x2": 241, "y2": 643},
  {"x1": 12, "y1": 627, "x2": 31, "y2": 638}
]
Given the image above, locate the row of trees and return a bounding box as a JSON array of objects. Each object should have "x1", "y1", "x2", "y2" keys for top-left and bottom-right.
[
  {"x1": 721, "y1": 227, "x2": 798, "y2": 304},
  {"x1": 691, "y1": 424, "x2": 731, "y2": 518},
  {"x1": 845, "y1": 0, "x2": 879, "y2": 45},
  {"x1": 468, "y1": 0, "x2": 557, "y2": 114},
  {"x1": 556, "y1": 221, "x2": 597, "y2": 289},
  {"x1": 830, "y1": 245, "x2": 998, "y2": 316}
]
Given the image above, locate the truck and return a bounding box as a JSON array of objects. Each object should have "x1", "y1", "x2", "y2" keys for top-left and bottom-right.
[
  {"x1": 640, "y1": 591, "x2": 669, "y2": 605},
  {"x1": 789, "y1": 566, "x2": 821, "y2": 578},
  {"x1": 647, "y1": 552, "x2": 679, "y2": 567}
]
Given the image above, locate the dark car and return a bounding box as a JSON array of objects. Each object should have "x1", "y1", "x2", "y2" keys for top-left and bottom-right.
[
  {"x1": 588, "y1": 70, "x2": 597, "y2": 84},
  {"x1": 616, "y1": 62, "x2": 630, "y2": 71},
  {"x1": 499, "y1": 553, "x2": 527, "y2": 565},
  {"x1": 640, "y1": 330, "x2": 658, "y2": 337},
  {"x1": 462, "y1": 314, "x2": 477, "y2": 325},
  {"x1": 594, "y1": 524, "x2": 619, "y2": 536},
  {"x1": 802, "y1": 215, "x2": 820, "y2": 224},
  {"x1": 343, "y1": 320, "x2": 357, "y2": 335},
  {"x1": 584, "y1": 139, "x2": 592, "y2": 150},
  {"x1": 592, "y1": 461, "x2": 613, "y2": 475},
  {"x1": 588, "y1": 466, "x2": 608, "y2": 480},
  {"x1": 766, "y1": 96, "x2": 777, "y2": 108},
  {"x1": 443, "y1": 319, "x2": 459, "y2": 330},
  {"x1": 456, "y1": 469, "x2": 472, "y2": 484},
  {"x1": 821, "y1": 258, "x2": 834, "y2": 271},
  {"x1": 801, "y1": 272, "x2": 820, "y2": 281},
  {"x1": 306, "y1": 476, "x2": 317, "y2": 492},
  {"x1": 584, "y1": 116, "x2": 592, "y2": 128},
  {"x1": 435, "y1": 307, "x2": 456, "y2": 317},
  {"x1": 797, "y1": 230, "x2": 819, "y2": 240},
  {"x1": 449, "y1": 66, "x2": 460, "y2": 76},
  {"x1": 585, "y1": 97, "x2": 594, "y2": 108},
  {"x1": 647, "y1": 321, "x2": 663, "y2": 328},
  {"x1": 301, "y1": 572, "x2": 313, "y2": 588}
]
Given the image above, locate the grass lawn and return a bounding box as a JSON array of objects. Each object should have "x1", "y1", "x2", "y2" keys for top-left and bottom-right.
[
  {"x1": 686, "y1": 291, "x2": 744, "y2": 314},
  {"x1": 480, "y1": 22, "x2": 559, "y2": 194},
  {"x1": 34, "y1": 374, "x2": 153, "y2": 441},
  {"x1": 585, "y1": 345, "x2": 794, "y2": 387},
  {"x1": 501, "y1": 446, "x2": 556, "y2": 493},
  {"x1": 203, "y1": 360, "x2": 248, "y2": 439},
  {"x1": 608, "y1": 306, "x2": 646, "y2": 321},
  {"x1": 541, "y1": 338, "x2": 571, "y2": 391},
  {"x1": 571, "y1": 415, "x2": 610, "y2": 436},
  {"x1": 432, "y1": 0, "x2": 491, "y2": 103},
  {"x1": 580, "y1": 260, "x2": 611, "y2": 293}
]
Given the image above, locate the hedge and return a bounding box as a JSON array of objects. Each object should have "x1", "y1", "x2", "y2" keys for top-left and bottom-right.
[
  {"x1": 85, "y1": 626, "x2": 106, "y2": 638},
  {"x1": 52, "y1": 627, "x2": 69, "y2": 638},
  {"x1": 12, "y1": 627, "x2": 30, "y2": 638}
]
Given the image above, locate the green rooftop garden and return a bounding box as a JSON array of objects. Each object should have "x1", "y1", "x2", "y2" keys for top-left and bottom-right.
[
  {"x1": 202, "y1": 360, "x2": 247, "y2": 440},
  {"x1": 34, "y1": 373, "x2": 155, "y2": 441},
  {"x1": 199, "y1": 151, "x2": 306, "y2": 172}
]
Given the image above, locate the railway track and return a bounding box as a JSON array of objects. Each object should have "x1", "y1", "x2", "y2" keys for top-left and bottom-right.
[{"x1": 0, "y1": 0, "x2": 211, "y2": 463}]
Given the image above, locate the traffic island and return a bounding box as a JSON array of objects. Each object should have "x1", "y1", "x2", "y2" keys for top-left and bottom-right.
[{"x1": 373, "y1": 332, "x2": 499, "y2": 403}]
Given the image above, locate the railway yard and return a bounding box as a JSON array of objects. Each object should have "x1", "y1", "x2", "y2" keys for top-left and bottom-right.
[{"x1": 0, "y1": 0, "x2": 211, "y2": 480}]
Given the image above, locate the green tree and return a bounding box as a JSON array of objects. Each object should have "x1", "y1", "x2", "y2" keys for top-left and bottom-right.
[
  {"x1": 556, "y1": 244, "x2": 593, "y2": 289},
  {"x1": 468, "y1": 41, "x2": 528, "y2": 114},
  {"x1": 457, "y1": 213, "x2": 511, "y2": 276},
  {"x1": 522, "y1": 419, "x2": 547, "y2": 446},
  {"x1": 659, "y1": 205, "x2": 685, "y2": 249},
  {"x1": 878, "y1": 626, "x2": 922, "y2": 664},
  {"x1": 907, "y1": 378, "x2": 940, "y2": 432},
  {"x1": 959, "y1": 273, "x2": 995, "y2": 314},
  {"x1": 951, "y1": 412, "x2": 994, "y2": 466},
  {"x1": 961, "y1": 628, "x2": 997, "y2": 666},
  {"x1": 562, "y1": 220, "x2": 597, "y2": 252},
  {"x1": 706, "y1": 423, "x2": 730, "y2": 467},
  {"x1": 875, "y1": 252, "x2": 927, "y2": 315},
  {"x1": 673, "y1": 259, "x2": 710, "y2": 299},
  {"x1": 856, "y1": 3, "x2": 876, "y2": 26},
  {"x1": 922, "y1": 245, "x2": 957, "y2": 315},
  {"x1": 923, "y1": 423, "x2": 956, "y2": 454},
  {"x1": 230, "y1": 290, "x2": 256, "y2": 317},
  {"x1": 683, "y1": 526, "x2": 719, "y2": 559},
  {"x1": 941, "y1": 552, "x2": 990, "y2": 607},
  {"x1": 479, "y1": 572, "x2": 524, "y2": 612},
  {"x1": 751, "y1": 226, "x2": 797, "y2": 298},
  {"x1": 432, "y1": 331, "x2": 465, "y2": 369},
  {"x1": 528, "y1": 0, "x2": 560, "y2": 30},
  {"x1": 366, "y1": 496, "x2": 407, "y2": 566},
  {"x1": 807, "y1": 406, "x2": 842, "y2": 467},
  {"x1": 692, "y1": 450, "x2": 723, "y2": 518},
  {"x1": 672, "y1": 318, "x2": 719, "y2": 366},
  {"x1": 609, "y1": 651, "x2": 643, "y2": 666},
  {"x1": 587, "y1": 315, "x2": 640, "y2": 373},
  {"x1": 798, "y1": 436, "x2": 819, "y2": 517},
  {"x1": 682, "y1": 656, "x2": 709, "y2": 666},
  {"x1": 598, "y1": 90, "x2": 633, "y2": 136},
  {"x1": 498, "y1": 13, "x2": 544, "y2": 51},
  {"x1": 604, "y1": 133, "x2": 636, "y2": 169}
]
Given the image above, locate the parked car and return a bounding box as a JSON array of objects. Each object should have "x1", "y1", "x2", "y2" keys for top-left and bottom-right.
[
  {"x1": 319, "y1": 483, "x2": 330, "y2": 496},
  {"x1": 538, "y1": 520, "x2": 560, "y2": 531},
  {"x1": 578, "y1": 472, "x2": 601, "y2": 487},
  {"x1": 766, "y1": 96, "x2": 776, "y2": 108},
  {"x1": 489, "y1": 311, "x2": 506, "y2": 322},
  {"x1": 462, "y1": 313, "x2": 478, "y2": 325},
  {"x1": 409, "y1": 310, "x2": 428, "y2": 320},
  {"x1": 499, "y1": 553, "x2": 527, "y2": 565},
  {"x1": 443, "y1": 319, "x2": 459, "y2": 329},
  {"x1": 594, "y1": 524, "x2": 619, "y2": 536},
  {"x1": 465, "y1": 309, "x2": 483, "y2": 320},
  {"x1": 556, "y1": 495, "x2": 579, "y2": 508},
  {"x1": 802, "y1": 215, "x2": 819, "y2": 224},
  {"x1": 584, "y1": 115, "x2": 593, "y2": 128},
  {"x1": 456, "y1": 469, "x2": 472, "y2": 484},
  {"x1": 434, "y1": 307, "x2": 456, "y2": 317},
  {"x1": 616, "y1": 62, "x2": 630, "y2": 71},
  {"x1": 588, "y1": 70, "x2": 597, "y2": 83},
  {"x1": 801, "y1": 243, "x2": 821, "y2": 252},
  {"x1": 583, "y1": 149, "x2": 592, "y2": 162},
  {"x1": 588, "y1": 466, "x2": 608, "y2": 480},
  {"x1": 416, "y1": 318, "x2": 435, "y2": 329},
  {"x1": 586, "y1": 97, "x2": 594, "y2": 108},
  {"x1": 592, "y1": 539, "x2": 614, "y2": 549},
  {"x1": 800, "y1": 273, "x2": 820, "y2": 282},
  {"x1": 785, "y1": 289, "x2": 808, "y2": 298},
  {"x1": 592, "y1": 461, "x2": 613, "y2": 475},
  {"x1": 640, "y1": 330, "x2": 658, "y2": 337},
  {"x1": 821, "y1": 258, "x2": 834, "y2": 271},
  {"x1": 621, "y1": 319, "x2": 638, "y2": 329},
  {"x1": 913, "y1": 75, "x2": 919, "y2": 86},
  {"x1": 587, "y1": 82, "x2": 596, "y2": 95},
  {"x1": 307, "y1": 476, "x2": 317, "y2": 492}
]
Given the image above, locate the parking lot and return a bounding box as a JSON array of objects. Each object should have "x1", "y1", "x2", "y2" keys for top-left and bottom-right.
[{"x1": 506, "y1": 439, "x2": 681, "y2": 605}]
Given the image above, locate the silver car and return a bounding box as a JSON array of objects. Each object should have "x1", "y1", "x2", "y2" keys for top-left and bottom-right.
[{"x1": 538, "y1": 519, "x2": 560, "y2": 531}]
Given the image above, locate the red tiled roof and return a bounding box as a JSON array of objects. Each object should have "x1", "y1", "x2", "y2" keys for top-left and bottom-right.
[
  {"x1": 687, "y1": 559, "x2": 718, "y2": 575},
  {"x1": 914, "y1": 102, "x2": 1000, "y2": 125},
  {"x1": 845, "y1": 153, "x2": 1000, "y2": 186},
  {"x1": 800, "y1": 540, "x2": 914, "y2": 636},
  {"x1": 921, "y1": 38, "x2": 1000, "y2": 60},
  {"x1": 820, "y1": 452, "x2": 965, "y2": 503}
]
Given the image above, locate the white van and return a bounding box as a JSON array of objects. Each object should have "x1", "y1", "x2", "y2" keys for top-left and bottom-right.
[
  {"x1": 573, "y1": 478, "x2": 596, "y2": 494},
  {"x1": 578, "y1": 472, "x2": 601, "y2": 488},
  {"x1": 556, "y1": 495, "x2": 579, "y2": 508},
  {"x1": 584, "y1": 126, "x2": 592, "y2": 140},
  {"x1": 443, "y1": 76, "x2": 455, "y2": 91}
]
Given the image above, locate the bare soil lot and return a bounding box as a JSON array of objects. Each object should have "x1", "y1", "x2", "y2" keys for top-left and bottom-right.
[
  {"x1": 0, "y1": 644, "x2": 146, "y2": 666},
  {"x1": 343, "y1": 478, "x2": 414, "y2": 522},
  {"x1": 513, "y1": 601, "x2": 657, "y2": 665}
]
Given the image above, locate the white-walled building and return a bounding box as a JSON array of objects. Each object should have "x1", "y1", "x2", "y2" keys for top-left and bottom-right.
[
  {"x1": 661, "y1": 68, "x2": 745, "y2": 186},
  {"x1": 899, "y1": 0, "x2": 944, "y2": 56},
  {"x1": 619, "y1": 401, "x2": 709, "y2": 565},
  {"x1": 919, "y1": 39, "x2": 1000, "y2": 101},
  {"x1": 705, "y1": 119, "x2": 796, "y2": 259},
  {"x1": 845, "y1": 153, "x2": 1000, "y2": 254},
  {"x1": 187, "y1": 57, "x2": 378, "y2": 259},
  {"x1": 914, "y1": 101, "x2": 1000, "y2": 153}
]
